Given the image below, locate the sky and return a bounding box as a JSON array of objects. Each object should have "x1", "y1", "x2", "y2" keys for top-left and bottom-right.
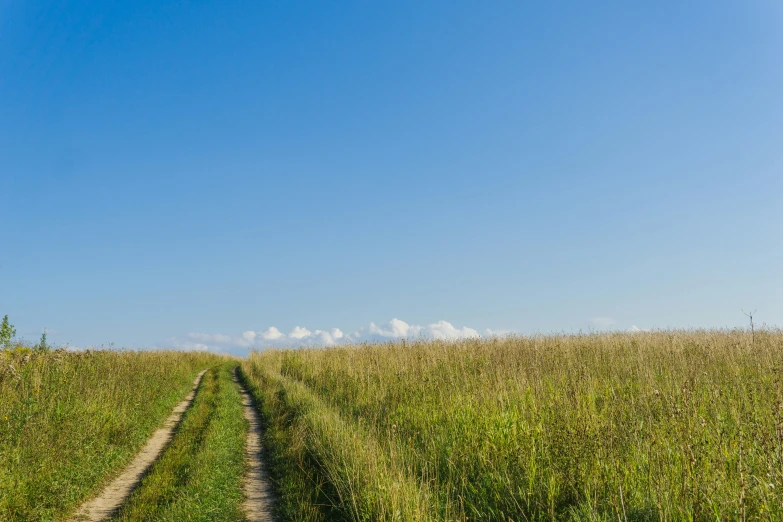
[{"x1": 1, "y1": 1, "x2": 781, "y2": 354}]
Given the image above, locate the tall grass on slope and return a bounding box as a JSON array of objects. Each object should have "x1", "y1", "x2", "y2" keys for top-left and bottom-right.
[
  {"x1": 240, "y1": 358, "x2": 437, "y2": 522},
  {"x1": 0, "y1": 349, "x2": 223, "y2": 521},
  {"x1": 247, "y1": 330, "x2": 783, "y2": 521},
  {"x1": 112, "y1": 362, "x2": 246, "y2": 521}
]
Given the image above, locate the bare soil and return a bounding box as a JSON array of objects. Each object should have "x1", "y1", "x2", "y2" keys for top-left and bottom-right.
[{"x1": 233, "y1": 366, "x2": 276, "y2": 521}]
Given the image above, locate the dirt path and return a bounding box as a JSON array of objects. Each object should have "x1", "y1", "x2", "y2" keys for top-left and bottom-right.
[
  {"x1": 233, "y1": 366, "x2": 276, "y2": 521},
  {"x1": 68, "y1": 369, "x2": 208, "y2": 522}
]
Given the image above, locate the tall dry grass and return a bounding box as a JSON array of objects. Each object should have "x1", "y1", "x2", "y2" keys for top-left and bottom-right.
[
  {"x1": 243, "y1": 329, "x2": 783, "y2": 521},
  {"x1": 0, "y1": 348, "x2": 224, "y2": 521}
]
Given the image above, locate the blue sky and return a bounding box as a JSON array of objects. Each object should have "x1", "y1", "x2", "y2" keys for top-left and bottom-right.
[{"x1": 1, "y1": 1, "x2": 781, "y2": 353}]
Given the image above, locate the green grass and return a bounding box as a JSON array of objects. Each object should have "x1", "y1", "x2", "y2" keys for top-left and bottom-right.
[
  {"x1": 241, "y1": 329, "x2": 783, "y2": 522},
  {"x1": 111, "y1": 362, "x2": 247, "y2": 522},
  {"x1": 0, "y1": 348, "x2": 223, "y2": 521},
  {"x1": 240, "y1": 362, "x2": 434, "y2": 522}
]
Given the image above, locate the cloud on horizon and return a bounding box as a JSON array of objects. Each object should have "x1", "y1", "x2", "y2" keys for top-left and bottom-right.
[
  {"x1": 179, "y1": 318, "x2": 491, "y2": 353},
  {"x1": 43, "y1": 318, "x2": 652, "y2": 353},
  {"x1": 627, "y1": 325, "x2": 651, "y2": 333}
]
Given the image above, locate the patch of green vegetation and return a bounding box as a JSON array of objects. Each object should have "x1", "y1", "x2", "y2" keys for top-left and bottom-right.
[
  {"x1": 0, "y1": 349, "x2": 222, "y2": 521},
  {"x1": 112, "y1": 362, "x2": 246, "y2": 522},
  {"x1": 243, "y1": 330, "x2": 783, "y2": 521},
  {"x1": 239, "y1": 362, "x2": 434, "y2": 522},
  {"x1": 0, "y1": 314, "x2": 17, "y2": 348}
]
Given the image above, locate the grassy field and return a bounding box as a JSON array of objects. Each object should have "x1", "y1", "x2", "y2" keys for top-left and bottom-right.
[
  {"x1": 241, "y1": 329, "x2": 783, "y2": 521},
  {"x1": 0, "y1": 348, "x2": 223, "y2": 521},
  {"x1": 112, "y1": 362, "x2": 247, "y2": 521}
]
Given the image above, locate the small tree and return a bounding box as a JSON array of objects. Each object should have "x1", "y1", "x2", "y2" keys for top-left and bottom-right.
[
  {"x1": 38, "y1": 329, "x2": 49, "y2": 351},
  {"x1": 0, "y1": 315, "x2": 16, "y2": 348}
]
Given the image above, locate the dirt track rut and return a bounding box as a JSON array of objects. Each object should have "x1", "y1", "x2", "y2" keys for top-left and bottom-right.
[{"x1": 233, "y1": 366, "x2": 276, "y2": 521}]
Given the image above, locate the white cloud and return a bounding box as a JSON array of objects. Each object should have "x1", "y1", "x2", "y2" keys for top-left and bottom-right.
[
  {"x1": 484, "y1": 328, "x2": 513, "y2": 337},
  {"x1": 364, "y1": 318, "x2": 421, "y2": 339},
  {"x1": 345, "y1": 318, "x2": 481, "y2": 344},
  {"x1": 289, "y1": 326, "x2": 311, "y2": 339},
  {"x1": 427, "y1": 320, "x2": 480, "y2": 340},
  {"x1": 628, "y1": 325, "x2": 650, "y2": 333},
  {"x1": 311, "y1": 330, "x2": 338, "y2": 345},
  {"x1": 173, "y1": 318, "x2": 502, "y2": 353},
  {"x1": 261, "y1": 327, "x2": 284, "y2": 340},
  {"x1": 589, "y1": 316, "x2": 615, "y2": 329}
]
